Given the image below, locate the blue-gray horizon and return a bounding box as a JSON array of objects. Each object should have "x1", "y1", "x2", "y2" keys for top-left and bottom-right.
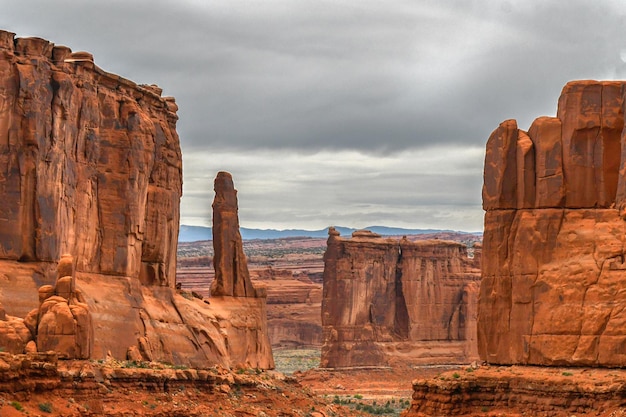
[{"x1": 2, "y1": 0, "x2": 625, "y2": 232}]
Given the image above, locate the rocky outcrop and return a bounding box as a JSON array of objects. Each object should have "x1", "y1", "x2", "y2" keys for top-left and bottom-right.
[
  {"x1": 0, "y1": 352, "x2": 344, "y2": 417},
  {"x1": 24, "y1": 254, "x2": 93, "y2": 359},
  {"x1": 207, "y1": 171, "x2": 273, "y2": 367},
  {"x1": 0, "y1": 31, "x2": 272, "y2": 369},
  {"x1": 322, "y1": 228, "x2": 480, "y2": 368},
  {"x1": 479, "y1": 80, "x2": 626, "y2": 367},
  {"x1": 211, "y1": 172, "x2": 259, "y2": 298},
  {"x1": 405, "y1": 366, "x2": 626, "y2": 417},
  {"x1": 0, "y1": 32, "x2": 181, "y2": 285},
  {"x1": 0, "y1": 304, "x2": 32, "y2": 354}
]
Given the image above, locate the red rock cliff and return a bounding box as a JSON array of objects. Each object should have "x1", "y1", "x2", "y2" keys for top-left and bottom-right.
[
  {"x1": 322, "y1": 229, "x2": 480, "y2": 368},
  {"x1": 0, "y1": 32, "x2": 180, "y2": 286},
  {"x1": 479, "y1": 80, "x2": 626, "y2": 366},
  {"x1": 0, "y1": 31, "x2": 273, "y2": 369}
]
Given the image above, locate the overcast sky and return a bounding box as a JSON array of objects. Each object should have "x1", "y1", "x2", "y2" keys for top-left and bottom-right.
[{"x1": 3, "y1": 0, "x2": 626, "y2": 232}]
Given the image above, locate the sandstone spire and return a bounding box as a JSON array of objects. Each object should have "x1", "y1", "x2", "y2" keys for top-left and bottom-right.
[{"x1": 210, "y1": 172, "x2": 258, "y2": 297}]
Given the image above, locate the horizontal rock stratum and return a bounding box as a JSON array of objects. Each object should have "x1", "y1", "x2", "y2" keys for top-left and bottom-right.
[
  {"x1": 479, "y1": 80, "x2": 626, "y2": 366},
  {"x1": 0, "y1": 31, "x2": 272, "y2": 369}
]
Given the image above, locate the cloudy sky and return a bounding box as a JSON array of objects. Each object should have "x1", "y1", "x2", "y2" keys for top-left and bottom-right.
[{"x1": 3, "y1": 1, "x2": 626, "y2": 232}]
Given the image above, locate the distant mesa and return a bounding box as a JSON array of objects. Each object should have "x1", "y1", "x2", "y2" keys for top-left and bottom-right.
[
  {"x1": 178, "y1": 224, "x2": 478, "y2": 242},
  {"x1": 321, "y1": 228, "x2": 481, "y2": 368}
]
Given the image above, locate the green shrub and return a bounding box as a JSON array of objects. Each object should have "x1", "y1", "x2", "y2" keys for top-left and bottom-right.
[
  {"x1": 10, "y1": 401, "x2": 23, "y2": 411},
  {"x1": 39, "y1": 402, "x2": 53, "y2": 413},
  {"x1": 122, "y1": 360, "x2": 149, "y2": 369}
]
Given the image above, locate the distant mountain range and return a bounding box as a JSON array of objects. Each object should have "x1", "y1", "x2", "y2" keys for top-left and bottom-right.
[{"x1": 179, "y1": 224, "x2": 480, "y2": 243}]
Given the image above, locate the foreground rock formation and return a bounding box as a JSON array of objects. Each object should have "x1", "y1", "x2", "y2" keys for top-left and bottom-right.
[
  {"x1": 406, "y1": 80, "x2": 626, "y2": 417},
  {"x1": 322, "y1": 229, "x2": 481, "y2": 368},
  {"x1": 406, "y1": 365, "x2": 626, "y2": 417},
  {"x1": 0, "y1": 352, "x2": 356, "y2": 417},
  {"x1": 480, "y1": 80, "x2": 626, "y2": 367},
  {"x1": 0, "y1": 31, "x2": 272, "y2": 369},
  {"x1": 0, "y1": 32, "x2": 180, "y2": 289}
]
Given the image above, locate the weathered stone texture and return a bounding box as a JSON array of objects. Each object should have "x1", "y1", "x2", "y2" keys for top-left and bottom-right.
[
  {"x1": 211, "y1": 172, "x2": 258, "y2": 298},
  {"x1": 479, "y1": 80, "x2": 626, "y2": 366},
  {"x1": 0, "y1": 32, "x2": 181, "y2": 283},
  {"x1": 0, "y1": 32, "x2": 273, "y2": 369},
  {"x1": 322, "y1": 229, "x2": 480, "y2": 368},
  {"x1": 27, "y1": 254, "x2": 93, "y2": 359}
]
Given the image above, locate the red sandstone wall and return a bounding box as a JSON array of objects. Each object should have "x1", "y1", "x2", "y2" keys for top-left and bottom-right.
[
  {"x1": 322, "y1": 229, "x2": 480, "y2": 368},
  {"x1": 479, "y1": 80, "x2": 626, "y2": 366},
  {"x1": 0, "y1": 31, "x2": 273, "y2": 369},
  {"x1": 0, "y1": 31, "x2": 181, "y2": 286}
]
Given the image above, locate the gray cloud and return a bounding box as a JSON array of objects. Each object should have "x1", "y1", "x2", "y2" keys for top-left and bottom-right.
[{"x1": 2, "y1": 0, "x2": 625, "y2": 230}]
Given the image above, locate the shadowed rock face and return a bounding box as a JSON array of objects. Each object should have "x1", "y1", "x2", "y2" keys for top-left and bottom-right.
[
  {"x1": 211, "y1": 172, "x2": 258, "y2": 298},
  {"x1": 0, "y1": 31, "x2": 273, "y2": 369},
  {"x1": 479, "y1": 80, "x2": 626, "y2": 367},
  {"x1": 322, "y1": 228, "x2": 481, "y2": 368}
]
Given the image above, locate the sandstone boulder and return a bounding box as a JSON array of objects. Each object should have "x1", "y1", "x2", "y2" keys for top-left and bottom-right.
[
  {"x1": 27, "y1": 255, "x2": 93, "y2": 359},
  {"x1": 0, "y1": 314, "x2": 32, "y2": 354}
]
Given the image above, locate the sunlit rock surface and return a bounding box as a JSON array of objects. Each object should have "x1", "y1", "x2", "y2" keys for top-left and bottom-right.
[
  {"x1": 479, "y1": 80, "x2": 626, "y2": 366},
  {"x1": 0, "y1": 31, "x2": 272, "y2": 369}
]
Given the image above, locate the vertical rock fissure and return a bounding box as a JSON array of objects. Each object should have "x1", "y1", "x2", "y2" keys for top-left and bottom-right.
[{"x1": 393, "y1": 243, "x2": 409, "y2": 340}]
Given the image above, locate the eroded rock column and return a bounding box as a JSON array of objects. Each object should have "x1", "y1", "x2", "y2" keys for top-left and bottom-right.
[{"x1": 210, "y1": 171, "x2": 258, "y2": 298}]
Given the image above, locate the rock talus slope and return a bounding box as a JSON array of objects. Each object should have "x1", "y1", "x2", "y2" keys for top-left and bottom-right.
[
  {"x1": 479, "y1": 80, "x2": 626, "y2": 366},
  {"x1": 322, "y1": 229, "x2": 480, "y2": 368},
  {"x1": 0, "y1": 31, "x2": 272, "y2": 369}
]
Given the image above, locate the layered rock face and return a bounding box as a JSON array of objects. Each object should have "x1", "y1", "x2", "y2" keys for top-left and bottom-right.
[
  {"x1": 0, "y1": 31, "x2": 272, "y2": 369},
  {"x1": 322, "y1": 229, "x2": 480, "y2": 368},
  {"x1": 261, "y1": 273, "x2": 322, "y2": 348},
  {"x1": 479, "y1": 80, "x2": 626, "y2": 366}
]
